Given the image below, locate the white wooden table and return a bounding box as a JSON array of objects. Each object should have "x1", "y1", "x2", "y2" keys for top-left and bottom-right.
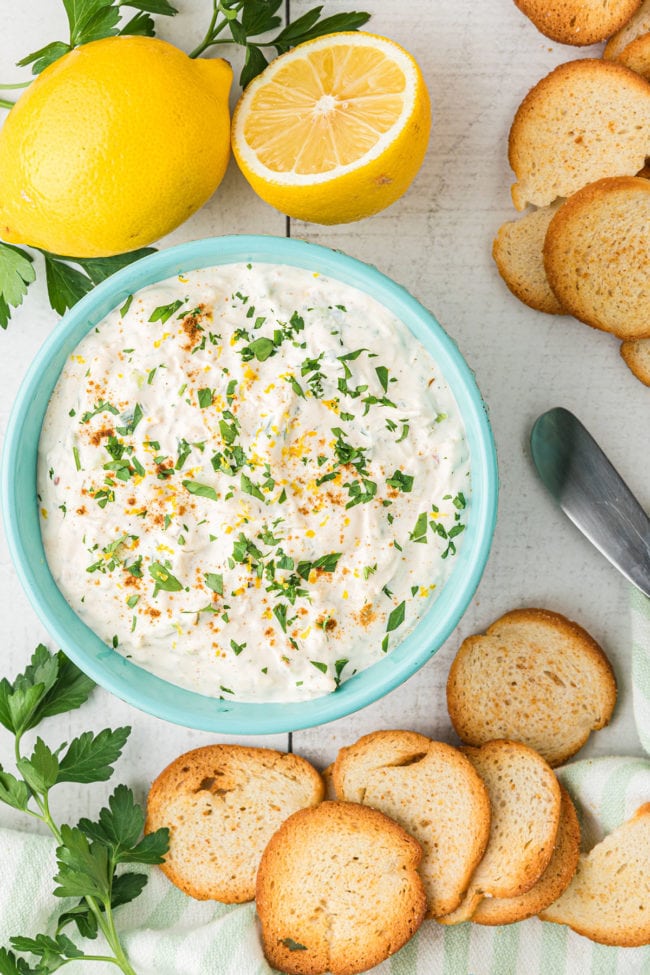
[{"x1": 1, "y1": 0, "x2": 648, "y2": 956}]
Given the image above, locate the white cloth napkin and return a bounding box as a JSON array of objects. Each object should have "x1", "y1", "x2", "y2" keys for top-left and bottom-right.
[{"x1": 1, "y1": 591, "x2": 649, "y2": 974}]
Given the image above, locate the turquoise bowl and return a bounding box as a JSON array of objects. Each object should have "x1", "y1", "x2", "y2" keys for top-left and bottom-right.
[{"x1": 1, "y1": 236, "x2": 498, "y2": 733}]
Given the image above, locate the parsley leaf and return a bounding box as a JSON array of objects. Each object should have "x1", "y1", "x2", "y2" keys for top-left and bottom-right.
[
  {"x1": 149, "y1": 561, "x2": 183, "y2": 592},
  {"x1": 386, "y1": 470, "x2": 414, "y2": 493},
  {"x1": 205, "y1": 572, "x2": 224, "y2": 595},
  {"x1": 78, "y1": 784, "x2": 168, "y2": 864},
  {"x1": 42, "y1": 250, "x2": 156, "y2": 317},
  {"x1": 189, "y1": 3, "x2": 371, "y2": 87},
  {"x1": 18, "y1": 0, "x2": 177, "y2": 75},
  {"x1": 16, "y1": 737, "x2": 60, "y2": 794},
  {"x1": 57, "y1": 727, "x2": 131, "y2": 784},
  {"x1": 182, "y1": 479, "x2": 219, "y2": 502},
  {"x1": 386, "y1": 600, "x2": 406, "y2": 632},
  {"x1": 0, "y1": 769, "x2": 31, "y2": 812},
  {"x1": 0, "y1": 243, "x2": 36, "y2": 330},
  {"x1": 0, "y1": 645, "x2": 94, "y2": 739}
]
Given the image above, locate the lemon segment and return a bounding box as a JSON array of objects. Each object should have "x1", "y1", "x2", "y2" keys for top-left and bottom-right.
[
  {"x1": 0, "y1": 37, "x2": 233, "y2": 258},
  {"x1": 232, "y1": 32, "x2": 431, "y2": 224}
]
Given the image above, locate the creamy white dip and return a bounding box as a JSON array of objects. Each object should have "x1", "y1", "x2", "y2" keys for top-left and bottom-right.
[{"x1": 38, "y1": 263, "x2": 470, "y2": 702}]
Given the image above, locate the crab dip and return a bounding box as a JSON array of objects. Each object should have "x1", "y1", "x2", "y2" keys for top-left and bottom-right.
[{"x1": 38, "y1": 263, "x2": 470, "y2": 702}]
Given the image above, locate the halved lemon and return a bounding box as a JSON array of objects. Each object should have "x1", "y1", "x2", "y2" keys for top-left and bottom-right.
[{"x1": 231, "y1": 32, "x2": 431, "y2": 224}]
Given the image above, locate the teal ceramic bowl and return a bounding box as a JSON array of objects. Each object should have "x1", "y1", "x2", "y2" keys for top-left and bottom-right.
[{"x1": 1, "y1": 236, "x2": 497, "y2": 733}]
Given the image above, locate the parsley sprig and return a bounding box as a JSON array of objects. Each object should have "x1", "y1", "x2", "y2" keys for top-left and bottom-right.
[
  {"x1": 0, "y1": 645, "x2": 169, "y2": 975},
  {"x1": 190, "y1": 1, "x2": 371, "y2": 88},
  {"x1": 17, "y1": 0, "x2": 179, "y2": 77}
]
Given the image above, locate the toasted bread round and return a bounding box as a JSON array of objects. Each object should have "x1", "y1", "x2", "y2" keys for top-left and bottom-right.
[
  {"x1": 256, "y1": 801, "x2": 427, "y2": 975},
  {"x1": 543, "y1": 176, "x2": 650, "y2": 339},
  {"x1": 621, "y1": 337, "x2": 650, "y2": 384},
  {"x1": 321, "y1": 763, "x2": 338, "y2": 800},
  {"x1": 604, "y1": 0, "x2": 650, "y2": 58},
  {"x1": 472, "y1": 786, "x2": 580, "y2": 925},
  {"x1": 540, "y1": 803, "x2": 650, "y2": 946},
  {"x1": 617, "y1": 30, "x2": 650, "y2": 77},
  {"x1": 145, "y1": 744, "x2": 324, "y2": 903},
  {"x1": 447, "y1": 608, "x2": 617, "y2": 767},
  {"x1": 492, "y1": 202, "x2": 565, "y2": 314},
  {"x1": 514, "y1": 0, "x2": 642, "y2": 46},
  {"x1": 508, "y1": 59, "x2": 650, "y2": 210},
  {"x1": 438, "y1": 740, "x2": 562, "y2": 924},
  {"x1": 333, "y1": 730, "x2": 491, "y2": 918}
]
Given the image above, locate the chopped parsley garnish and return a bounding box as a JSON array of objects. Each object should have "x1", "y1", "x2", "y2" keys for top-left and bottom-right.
[
  {"x1": 149, "y1": 298, "x2": 185, "y2": 323},
  {"x1": 386, "y1": 601, "x2": 406, "y2": 632},
  {"x1": 241, "y1": 472, "x2": 266, "y2": 502},
  {"x1": 115, "y1": 402, "x2": 143, "y2": 436},
  {"x1": 334, "y1": 658, "x2": 349, "y2": 686},
  {"x1": 175, "y1": 439, "x2": 192, "y2": 469},
  {"x1": 344, "y1": 477, "x2": 377, "y2": 509},
  {"x1": 205, "y1": 572, "x2": 224, "y2": 595},
  {"x1": 296, "y1": 552, "x2": 342, "y2": 580},
  {"x1": 149, "y1": 561, "x2": 183, "y2": 594},
  {"x1": 80, "y1": 400, "x2": 119, "y2": 424},
  {"x1": 182, "y1": 480, "x2": 218, "y2": 502},
  {"x1": 386, "y1": 470, "x2": 414, "y2": 493},
  {"x1": 120, "y1": 294, "x2": 133, "y2": 316},
  {"x1": 410, "y1": 512, "x2": 428, "y2": 544},
  {"x1": 91, "y1": 487, "x2": 115, "y2": 508},
  {"x1": 280, "y1": 939, "x2": 307, "y2": 952},
  {"x1": 197, "y1": 387, "x2": 213, "y2": 408},
  {"x1": 273, "y1": 603, "x2": 288, "y2": 632}
]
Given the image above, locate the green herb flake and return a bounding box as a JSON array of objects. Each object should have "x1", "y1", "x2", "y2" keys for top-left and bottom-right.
[
  {"x1": 280, "y1": 938, "x2": 307, "y2": 952},
  {"x1": 80, "y1": 400, "x2": 119, "y2": 424},
  {"x1": 386, "y1": 601, "x2": 406, "y2": 632},
  {"x1": 241, "y1": 473, "x2": 266, "y2": 502},
  {"x1": 205, "y1": 573, "x2": 224, "y2": 596},
  {"x1": 386, "y1": 470, "x2": 414, "y2": 493},
  {"x1": 273, "y1": 603, "x2": 288, "y2": 632},
  {"x1": 197, "y1": 387, "x2": 213, "y2": 409},
  {"x1": 182, "y1": 480, "x2": 218, "y2": 502},
  {"x1": 148, "y1": 561, "x2": 183, "y2": 593},
  {"x1": 149, "y1": 298, "x2": 185, "y2": 324},
  {"x1": 410, "y1": 512, "x2": 428, "y2": 544},
  {"x1": 375, "y1": 365, "x2": 389, "y2": 392}
]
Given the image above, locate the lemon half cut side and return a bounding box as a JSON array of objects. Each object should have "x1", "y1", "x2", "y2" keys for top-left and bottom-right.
[{"x1": 231, "y1": 32, "x2": 432, "y2": 224}]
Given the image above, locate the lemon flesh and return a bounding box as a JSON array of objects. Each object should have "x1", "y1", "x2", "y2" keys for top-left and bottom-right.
[
  {"x1": 0, "y1": 36, "x2": 232, "y2": 258},
  {"x1": 232, "y1": 32, "x2": 431, "y2": 224}
]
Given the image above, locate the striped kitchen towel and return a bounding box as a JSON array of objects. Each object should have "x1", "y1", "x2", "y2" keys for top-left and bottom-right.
[
  {"x1": 1, "y1": 593, "x2": 649, "y2": 975},
  {"x1": 632, "y1": 587, "x2": 650, "y2": 754}
]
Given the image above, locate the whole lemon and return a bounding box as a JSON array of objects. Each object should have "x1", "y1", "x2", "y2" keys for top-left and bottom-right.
[{"x1": 0, "y1": 36, "x2": 232, "y2": 257}]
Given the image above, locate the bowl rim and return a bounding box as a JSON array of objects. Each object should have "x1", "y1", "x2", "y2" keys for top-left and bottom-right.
[{"x1": 1, "y1": 234, "x2": 498, "y2": 733}]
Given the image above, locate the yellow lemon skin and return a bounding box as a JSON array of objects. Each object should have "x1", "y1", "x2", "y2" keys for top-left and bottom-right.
[
  {"x1": 0, "y1": 36, "x2": 232, "y2": 257},
  {"x1": 231, "y1": 33, "x2": 431, "y2": 225}
]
